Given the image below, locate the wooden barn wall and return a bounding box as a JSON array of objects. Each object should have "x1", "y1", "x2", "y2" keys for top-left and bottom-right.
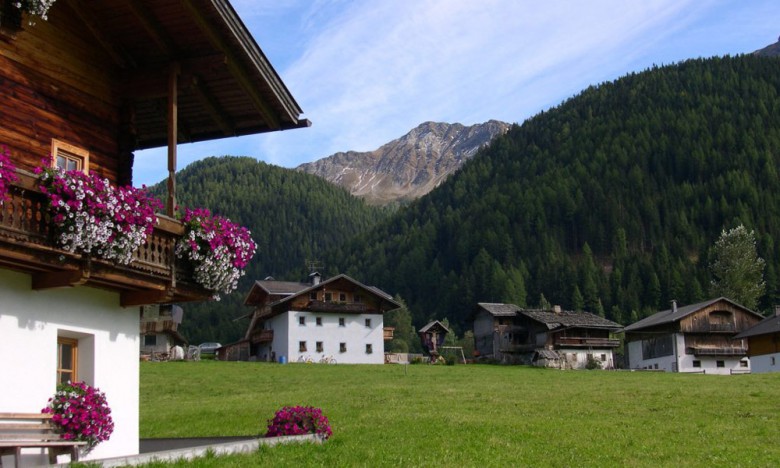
[
  {"x1": 747, "y1": 334, "x2": 780, "y2": 356},
  {"x1": 679, "y1": 302, "x2": 761, "y2": 333},
  {"x1": 0, "y1": 1, "x2": 122, "y2": 181}
]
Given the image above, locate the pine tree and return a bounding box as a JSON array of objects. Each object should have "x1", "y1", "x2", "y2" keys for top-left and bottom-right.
[{"x1": 708, "y1": 225, "x2": 766, "y2": 310}]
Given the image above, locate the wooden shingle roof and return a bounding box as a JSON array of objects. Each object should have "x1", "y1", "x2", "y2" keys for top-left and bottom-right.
[
  {"x1": 734, "y1": 313, "x2": 780, "y2": 339},
  {"x1": 622, "y1": 297, "x2": 761, "y2": 332},
  {"x1": 477, "y1": 303, "x2": 622, "y2": 330}
]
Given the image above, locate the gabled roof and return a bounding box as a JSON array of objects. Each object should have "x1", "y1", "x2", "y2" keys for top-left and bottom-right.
[
  {"x1": 79, "y1": 0, "x2": 309, "y2": 150},
  {"x1": 244, "y1": 273, "x2": 400, "y2": 310},
  {"x1": 622, "y1": 297, "x2": 761, "y2": 332},
  {"x1": 476, "y1": 303, "x2": 622, "y2": 330},
  {"x1": 734, "y1": 313, "x2": 780, "y2": 339},
  {"x1": 419, "y1": 320, "x2": 450, "y2": 334}
]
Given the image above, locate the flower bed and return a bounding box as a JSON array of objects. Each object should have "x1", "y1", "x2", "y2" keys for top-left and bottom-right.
[
  {"x1": 176, "y1": 207, "x2": 257, "y2": 299},
  {"x1": 37, "y1": 166, "x2": 162, "y2": 264},
  {"x1": 42, "y1": 381, "x2": 114, "y2": 454},
  {"x1": 0, "y1": 145, "x2": 18, "y2": 202},
  {"x1": 264, "y1": 406, "x2": 332, "y2": 440}
]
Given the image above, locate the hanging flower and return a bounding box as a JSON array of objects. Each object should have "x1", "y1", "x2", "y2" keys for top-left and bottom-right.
[
  {"x1": 0, "y1": 145, "x2": 18, "y2": 202},
  {"x1": 175, "y1": 207, "x2": 257, "y2": 299},
  {"x1": 265, "y1": 406, "x2": 332, "y2": 440},
  {"x1": 42, "y1": 381, "x2": 114, "y2": 454},
  {"x1": 37, "y1": 163, "x2": 162, "y2": 264},
  {"x1": 13, "y1": 0, "x2": 56, "y2": 24}
]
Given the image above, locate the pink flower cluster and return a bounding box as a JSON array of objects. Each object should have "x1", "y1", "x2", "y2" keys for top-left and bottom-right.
[
  {"x1": 176, "y1": 207, "x2": 257, "y2": 298},
  {"x1": 37, "y1": 164, "x2": 162, "y2": 264},
  {"x1": 0, "y1": 145, "x2": 19, "y2": 202},
  {"x1": 42, "y1": 381, "x2": 114, "y2": 454},
  {"x1": 265, "y1": 406, "x2": 332, "y2": 440}
]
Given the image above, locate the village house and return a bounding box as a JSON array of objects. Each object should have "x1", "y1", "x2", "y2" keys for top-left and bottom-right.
[
  {"x1": 222, "y1": 273, "x2": 399, "y2": 364},
  {"x1": 733, "y1": 307, "x2": 780, "y2": 373},
  {"x1": 473, "y1": 303, "x2": 622, "y2": 368},
  {"x1": 623, "y1": 297, "x2": 763, "y2": 374},
  {"x1": 0, "y1": 0, "x2": 306, "y2": 463},
  {"x1": 140, "y1": 305, "x2": 187, "y2": 359}
]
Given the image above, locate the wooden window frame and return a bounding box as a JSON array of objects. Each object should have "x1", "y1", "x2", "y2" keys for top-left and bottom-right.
[
  {"x1": 57, "y1": 337, "x2": 78, "y2": 384},
  {"x1": 51, "y1": 139, "x2": 89, "y2": 174}
]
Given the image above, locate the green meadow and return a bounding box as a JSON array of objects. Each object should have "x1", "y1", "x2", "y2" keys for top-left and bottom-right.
[{"x1": 138, "y1": 361, "x2": 780, "y2": 467}]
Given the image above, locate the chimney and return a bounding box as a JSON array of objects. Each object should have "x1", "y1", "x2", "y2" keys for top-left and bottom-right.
[
  {"x1": 309, "y1": 272, "x2": 321, "y2": 286},
  {"x1": 671, "y1": 300, "x2": 677, "y2": 314},
  {"x1": 774, "y1": 305, "x2": 780, "y2": 317},
  {"x1": 553, "y1": 305, "x2": 562, "y2": 314}
]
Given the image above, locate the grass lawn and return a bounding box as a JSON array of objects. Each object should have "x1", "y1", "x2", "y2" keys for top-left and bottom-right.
[{"x1": 139, "y1": 361, "x2": 780, "y2": 467}]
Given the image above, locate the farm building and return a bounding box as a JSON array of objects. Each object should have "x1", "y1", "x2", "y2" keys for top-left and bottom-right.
[
  {"x1": 0, "y1": 0, "x2": 306, "y2": 463},
  {"x1": 734, "y1": 308, "x2": 780, "y2": 373},
  {"x1": 623, "y1": 298, "x2": 763, "y2": 374},
  {"x1": 140, "y1": 305, "x2": 187, "y2": 358},
  {"x1": 223, "y1": 273, "x2": 400, "y2": 364},
  {"x1": 418, "y1": 320, "x2": 450, "y2": 357},
  {"x1": 473, "y1": 303, "x2": 622, "y2": 368}
]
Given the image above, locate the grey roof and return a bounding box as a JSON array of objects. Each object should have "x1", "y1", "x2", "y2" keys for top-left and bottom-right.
[
  {"x1": 477, "y1": 303, "x2": 523, "y2": 317},
  {"x1": 419, "y1": 320, "x2": 450, "y2": 334},
  {"x1": 622, "y1": 297, "x2": 759, "y2": 332},
  {"x1": 477, "y1": 303, "x2": 621, "y2": 330},
  {"x1": 734, "y1": 314, "x2": 780, "y2": 339},
  {"x1": 253, "y1": 280, "x2": 310, "y2": 296},
  {"x1": 533, "y1": 349, "x2": 561, "y2": 360}
]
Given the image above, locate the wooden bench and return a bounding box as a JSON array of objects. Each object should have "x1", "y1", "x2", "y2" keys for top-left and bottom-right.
[{"x1": 0, "y1": 412, "x2": 86, "y2": 467}]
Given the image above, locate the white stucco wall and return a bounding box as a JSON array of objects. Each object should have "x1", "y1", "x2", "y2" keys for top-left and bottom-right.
[
  {"x1": 558, "y1": 348, "x2": 616, "y2": 369},
  {"x1": 628, "y1": 333, "x2": 750, "y2": 374},
  {"x1": 749, "y1": 353, "x2": 780, "y2": 373},
  {"x1": 271, "y1": 310, "x2": 384, "y2": 364},
  {"x1": 0, "y1": 268, "x2": 139, "y2": 463}
]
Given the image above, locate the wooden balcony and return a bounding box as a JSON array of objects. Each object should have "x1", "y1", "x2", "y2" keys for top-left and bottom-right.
[
  {"x1": 690, "y1": 347, "x2": 747, "y2": 356},
  {"x1": 250, "y1": 329, "x2": 274, "y2": 344},
  {"x1": 555, "y1": 337, "x2": 621, "y2": 348},
  {"x1": 0, "y1": 171, "x2": 211, "y2": 306},
  {"x1": 383, "y1": 327, "x2": 394, "y2": 341},
  {"x1": 305, "y1": 300, "x2": 367, "y2": 313}
]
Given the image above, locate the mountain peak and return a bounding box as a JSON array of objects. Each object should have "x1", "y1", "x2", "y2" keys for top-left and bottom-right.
[
  {"x1": 753, "y1": 35, "x2": 780, "y2": 57},
  {"x1": 297, "y1": 120, "x2": 510, "y2": 205}
]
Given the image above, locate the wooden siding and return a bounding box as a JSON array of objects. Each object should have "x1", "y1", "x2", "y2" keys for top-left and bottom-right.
[
  {"x1": 679, "y1": 302, "x2": 761, "y2": 334},
  {"x1": 0, "y1": 5, "x2": 122, "y2": 182},
  {"x1": 746, "y1": 334, "x2": 780, "y2": 357}
]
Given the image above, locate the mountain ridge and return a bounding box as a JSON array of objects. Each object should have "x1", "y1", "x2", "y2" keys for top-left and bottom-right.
[{"x1": 296, "y1": 120, "x2": 510, "y2": 205}]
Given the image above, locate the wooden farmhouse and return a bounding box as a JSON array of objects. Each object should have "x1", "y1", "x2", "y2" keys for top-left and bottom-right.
[
  {"x1": 418, "y1": 320, "x2": 450, "y2": 357},
  {"x1": 0, "y1": 0, "x2": 306, "y2": 463},
  {"x1": 140, "y1": 305, "x2": 187, "y2": 358},
  {"x1": 222, "y1": 273, "x2": 400, "y2": 364},
  {"x1": 734, "y1": 308, "x2": 780, "y2": 373},
  {"x1": 623, "y1": 298, "x2": 763, "y2": 374},
  {"x1": 473, "y1": 303, "x2": 622, "y2": 368}
]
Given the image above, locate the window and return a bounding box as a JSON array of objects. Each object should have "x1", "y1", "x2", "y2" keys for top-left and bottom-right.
[
  {"x1": 739, "y1": 360, "x2": 748, "y2": 368},
  {"x1": 316, "y1": 317, "x2": 322, "y2": 326},
  {"x1": 57, "y1": 337, "x2": 78, "y2": 384},
  {"x1": 299, "y1": 316, "x2": 306, "y2": 326},
  {"x1": 339, "y1": 342, "x2": 347, "y2": 353},
  {"x1": 600, "y1": 354, "x2": 606, "y2": 361},
  {"x1": 692, "y1": 360, "x2": 701, "y2": 368},
  {"x1": 354, "y1": 294, "x2": 363, "y2": 303},
  {"x1": 366, "y1": 344, "x2": 373, "y2": 354},
  {"x1": 144, "y1": 335, "x2": 157, "y2": 347},
  {"x1": 339, "y1": 293, "x2": 346, "y2": 301},
  {"x1": 316, "y1": 341, "x2": 324, "y2": 353},
  {"x1": 324, "y1": 292, "x2": 332, "y2": 302},
  {"x1": 716, "y1": 360, "x2": 725, "y2": 368},
  {"x1": 365, "y1": 318, "x2": 372, "y2": 328},
  {"x1": 309, "y1": 292, "x2": 317, "y2": 300},
  {"x1": 299, "y1": 341, "x2": 307, "y2": 352},
  {"x1": 772, "y1": 356, "x2": 776, "y2": 366},
  {"x1": 51, "y1": 139, "x2": 89, "y2": 174},
  {"x1": 338, "y1": 317, "x2": 345, "y2": 327}
]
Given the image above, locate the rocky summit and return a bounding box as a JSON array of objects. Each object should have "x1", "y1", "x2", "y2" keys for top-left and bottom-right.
[
  {"x1": 296, "y1": 120, "x2": 511, "y2": 205},
  {"x1": 754, "y1": 35, "x2": 780, "y2": 57}
]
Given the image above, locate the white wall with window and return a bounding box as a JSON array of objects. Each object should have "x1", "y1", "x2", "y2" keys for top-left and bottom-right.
[
  {"x1": 0, "y1": 268, "x2": 139, "y2": 462},
  {"x1": 264, "y1": 310, "x2": 384, "y2": 364},
  {"x1": 627, "y1": 333, "x2": 750, "y2": 374},
  {"x1": 750, "y1": 353, "x2": 779, "y2": 373}
]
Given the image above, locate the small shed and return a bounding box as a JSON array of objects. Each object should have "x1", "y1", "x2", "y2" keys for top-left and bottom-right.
[
  {"x1": 532, "y1": 349, "x2": 562, "y2": 368},
  {"x1": 419, "y1": 320, "x2": 450, "y2": 356}
]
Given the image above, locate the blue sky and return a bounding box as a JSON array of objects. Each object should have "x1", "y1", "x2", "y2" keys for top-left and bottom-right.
[{"x1": 133, "y1": 1, "x2": 780, "y2": 187}]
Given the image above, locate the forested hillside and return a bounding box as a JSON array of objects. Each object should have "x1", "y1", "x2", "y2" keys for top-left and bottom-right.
[
  {"x1": 326, "y1": 55, "x2": 780, "y2": 333},
  {"x1": 151, "y1": 157, "x2": 387, "y2": 343}
]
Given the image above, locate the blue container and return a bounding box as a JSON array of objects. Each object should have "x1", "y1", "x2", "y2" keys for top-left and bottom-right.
[{"x1": 279, "y1": 355, "x2": 287, "y2": 364}]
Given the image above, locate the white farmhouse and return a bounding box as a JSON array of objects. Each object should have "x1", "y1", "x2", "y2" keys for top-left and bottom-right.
[
  {"x1": 623, "y1": 297, "x2": 763, "y2": 374},
  {"x1": 0, "y1": 0, "x2": 307, "y2": 464},
  {"x1": 222, "y1": 273, "x2": 399, "y2": 364}
]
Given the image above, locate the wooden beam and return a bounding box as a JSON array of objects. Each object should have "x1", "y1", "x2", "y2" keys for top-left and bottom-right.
[
  {"x1": 191, "y1": 75, "x2": 235, "y2": 136},
  {"x1": 69, "y1": 2, "x2": 134, "y2": 69},
  {"x1": 180, "y1": 0, "x2": 281, "y2": 129},
  {"x1": 128, "y1": 0, "x2": 177, "y2": 55},
  {"x1": 166, "y1": 62, "x2": 179, "y2": 217},
  {"x1": 120, "y1": 289, "x2": 174, "y2": 307},
  {"x1": 32, "y1": 268, "x2": 89, "y2": 290}
]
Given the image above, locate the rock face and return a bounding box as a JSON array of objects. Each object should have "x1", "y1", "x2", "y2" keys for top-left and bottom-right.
[
  {"x1": 297, "y1": 120, "x2": 511, "y2": 205},
  {"x1": 754, "y1": 36, "x2": 780, "y2": 57}
]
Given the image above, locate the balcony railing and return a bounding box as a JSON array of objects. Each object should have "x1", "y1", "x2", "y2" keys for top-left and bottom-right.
[
  {"x1": 555, "y1": 337, "x2": 621, "y2": 348},
  {"x1": 305, "y1": 300, "x2": 367, "y2": 313},
  {"x1": 691, "y1": 347, "x2": 747, "y2": 356},
  {"x1": 250, "y1": 329, "x2": 274, "y2": 344},
  {"x1": 0, "y1": 171, "x2": 211, "y2": 306}
]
